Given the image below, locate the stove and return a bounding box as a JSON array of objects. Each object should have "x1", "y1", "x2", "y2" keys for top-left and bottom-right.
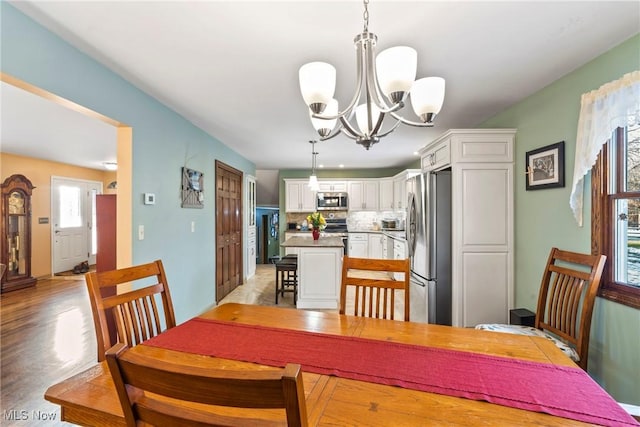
[
  {"x1": 323, "y1": 218, "x2": 348, "y2": 235},
  {"x1": 323, "y1": 218, "x2": 348, "y2": 255}
]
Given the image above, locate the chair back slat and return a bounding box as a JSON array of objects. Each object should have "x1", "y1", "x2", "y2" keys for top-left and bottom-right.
[
  {"x1": 535, "y1": 248, "x2": 606, "y2": 370},
  {"x1": 85, "y1": 260, "x2": 176, "y2": 361},
  {"x1": 340, "y1": 256, "x2": 410, "y2": 321},
  {"x1": 106, "y1": 343, "x2": 308, "y2": 427}
]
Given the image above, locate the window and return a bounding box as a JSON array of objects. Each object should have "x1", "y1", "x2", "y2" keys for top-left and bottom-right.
[{"x1": 591, "y1": 124, "x2": 640, "y2": 308}]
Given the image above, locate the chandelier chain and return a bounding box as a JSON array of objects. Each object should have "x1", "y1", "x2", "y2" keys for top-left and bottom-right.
[{"x1": 363, "y1": 0, "x2": 369, "y2": 32}]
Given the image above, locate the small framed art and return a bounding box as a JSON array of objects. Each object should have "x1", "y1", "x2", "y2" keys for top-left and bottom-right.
[{"x1": 525, "y1": 141, "x2": 565, "y2": 191}]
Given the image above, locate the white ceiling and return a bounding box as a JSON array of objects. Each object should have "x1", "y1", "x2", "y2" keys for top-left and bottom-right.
[
  {"x1": 1, "y1": 81, "x2": 117, "y2": 169},
  {"x1": 3, "y1": 1, "x2": 639, "y2": 171}
]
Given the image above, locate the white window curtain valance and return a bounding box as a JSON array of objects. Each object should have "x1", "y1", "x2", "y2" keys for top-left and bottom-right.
[{"x1": 569, "y1": 70, "x2": 640, "y2": 227}]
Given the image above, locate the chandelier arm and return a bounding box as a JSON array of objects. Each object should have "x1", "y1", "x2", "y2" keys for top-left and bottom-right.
[
  {"x1": 339, "y1": 115, "x2": 364, "y2": 139},
  {"x1": 370, "y1": 111, "x2": 386, "y2": 135},
  {"x1": 318, "y1": 126, "x2": 344, "y2": 141},
  {"x1": 363, "y1": 35, "x2": 397, "y2": 114},
  {"x1": 389, "y1": 111, "x2": 436, "y2": 128},
  {"x1": 374, "y1": 118, "x2": 403, "y2": 138},
  {"x1": 339, "y1": 128, "x2": 359, "y2": 140},
  {"x1": 311, "y1": 39, "x2": 366, "y2": 121}
]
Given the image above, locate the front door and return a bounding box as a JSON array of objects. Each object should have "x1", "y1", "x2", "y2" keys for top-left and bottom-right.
[
  {"x1": 52, "y1": 177, "x2": 102, "y2": 273},
  {"x1": 215, "y1": 161, "x2": 243, "y2": 301}
]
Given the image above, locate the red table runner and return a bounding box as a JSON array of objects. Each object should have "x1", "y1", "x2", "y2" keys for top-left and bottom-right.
[{"x1": 144, "y1": 318, "x2": 637, "y2": 426}]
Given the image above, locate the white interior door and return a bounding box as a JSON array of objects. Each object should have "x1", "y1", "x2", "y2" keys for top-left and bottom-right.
[{"x1": 52, "y1": 177, "x2": 102, "y2": 273}]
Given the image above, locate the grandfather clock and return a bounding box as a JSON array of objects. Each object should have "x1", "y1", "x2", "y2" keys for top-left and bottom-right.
[{"x1": 1, "y1": 174, "x2": 37, "y2": 292}]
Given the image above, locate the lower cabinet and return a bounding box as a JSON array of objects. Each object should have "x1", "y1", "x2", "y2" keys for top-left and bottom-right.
[
  {"x1": 368, "y1": 234, "x2": 384, "y2": 259},
  {"x1": 348, "y1": 233, "x2": 368, "y2": 258}
]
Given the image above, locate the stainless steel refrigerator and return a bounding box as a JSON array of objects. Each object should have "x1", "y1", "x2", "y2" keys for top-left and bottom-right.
[{"x1": 406, "y1": 170, "x2": 452, "y2": 325}]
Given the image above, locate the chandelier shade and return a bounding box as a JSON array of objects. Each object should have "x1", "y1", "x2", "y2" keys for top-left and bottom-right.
[
  {"x1": 299, "y1": 0, "x2": 445, "y2": 149},
  {"x1": 375, "y1": 46, "x2": 417, "y2": 99},
  {"x1": 310, "y1": 99, "x2": 338, "y2": 137},
  {"x1": 411, "y1": 77, "x2": 446, "y2": 122},
  {"x1": 299, "y1": 62, "x2": 336, "y2": 112}
]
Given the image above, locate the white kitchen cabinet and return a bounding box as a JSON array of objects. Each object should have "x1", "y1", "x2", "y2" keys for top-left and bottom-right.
[
  {"x1": 378, "y1": 178, "x2": 394, "y2": 211},
  {"x1": 317, "y1": 180, "x2": 347, "y2": 192},
  {"x1": 392, "y1": 169, "x2": 420, "y2": 211},
  {"x1": 393, "y1": 239, "x2": 407, "y2": 280},
  {"x1": 381, "y1": 235, "x2": 389, "y2": 259},
  {"x1": 368, "y1": 233, "x2": 384, "y2": 259},
  {"x1": 421, "y1": 138, "x2": 451, "y2": 171},
  {"x1": 348, "y1": 232, "x2": 368, "y2": 258},
  {"x1": 284, "y1": 179, "x2": 316, "y2": 212},
  {"x1": 348, "y1": 180, "x2": 379, "y2": 211},
  {"x1": 419, "y1": 129, "x2": 516, "y2": 327}
]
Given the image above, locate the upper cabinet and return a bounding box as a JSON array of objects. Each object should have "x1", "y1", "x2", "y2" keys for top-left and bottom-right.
[
  {"x1": 317, "y1": 181, "x2": 347, "y2": 193},
  {"x1": 392, "y1": 169, "x2": 420, "y2": 211},
  {"x1": 284, "y1": 180, "x2": 316, "y2": 212},
  {"x1": 378, "y1": 178, "x2": 394, "y2": 211},
  {"x1": 348, "y1": 180, "x2": 379, "y2": 211},
  {"x1": 421, "y1": 129, "x2": 514, "y2": 172}
]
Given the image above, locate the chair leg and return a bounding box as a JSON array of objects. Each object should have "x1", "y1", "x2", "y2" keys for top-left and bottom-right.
[{"x1": 275, "y1": 267, "x2": 279, "y2": 304}]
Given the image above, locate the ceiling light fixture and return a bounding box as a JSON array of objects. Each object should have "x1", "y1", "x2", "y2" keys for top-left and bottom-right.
[
  {"x1": 299, "y1": 0, "x2": 445, "y2": 150},
  {"x1": 103, "y1": 162, "x2": 118, "y2": 171},
  {"x1": 308, "y1": 140, "x2": 320, "y2": 191}
]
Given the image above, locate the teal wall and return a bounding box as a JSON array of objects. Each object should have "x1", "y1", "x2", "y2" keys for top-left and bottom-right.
[
  {"x1": 1, "y1": 3, "x2": 255, "y2": 322},
  {"x1": 481, "y1": 34, "x2": 640, "y2": 405}
]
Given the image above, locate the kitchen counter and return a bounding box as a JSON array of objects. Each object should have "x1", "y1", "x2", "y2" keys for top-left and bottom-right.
[
  {"x1": 281, "y1": 236, "x2": 344, "y2": 310},
  {"x1": 281, "y1": 236, "x2": 344, "y2": 247},
  {"x1": 382, "y1": 230, "x2": 407, "y2": 240}
]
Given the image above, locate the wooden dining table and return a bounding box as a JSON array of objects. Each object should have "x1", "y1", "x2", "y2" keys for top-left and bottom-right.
[{"x1": 45, "y1": 303, "x2": 629, "y2": 426}]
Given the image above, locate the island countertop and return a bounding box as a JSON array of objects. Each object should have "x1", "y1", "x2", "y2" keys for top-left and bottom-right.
[{"x1": 281, "y1": 236, "x2": 344, "y2": 248}]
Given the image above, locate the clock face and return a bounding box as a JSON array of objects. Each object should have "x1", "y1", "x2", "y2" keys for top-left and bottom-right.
[{"x1": 8, "y1": 192, "x2": 25, "y2": 214}]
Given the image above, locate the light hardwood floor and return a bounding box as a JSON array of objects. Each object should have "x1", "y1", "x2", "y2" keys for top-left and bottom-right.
[{"x1": 0, "y1": 264, "x2": 294, "y2": 426}]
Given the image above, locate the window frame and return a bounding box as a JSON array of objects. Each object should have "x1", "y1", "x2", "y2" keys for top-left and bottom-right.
[{"x1": 591, "y1": 127, "x2": 640, "y2": 309}]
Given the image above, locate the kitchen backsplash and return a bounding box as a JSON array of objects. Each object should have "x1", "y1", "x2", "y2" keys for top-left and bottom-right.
[{"x1": 285, "y1": 210, "x2": 405, "y2": 231}]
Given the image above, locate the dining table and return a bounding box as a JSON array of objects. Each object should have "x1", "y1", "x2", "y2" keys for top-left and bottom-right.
[{"x1": 45, "y1": 302, "x2": 637, "y2": 426}]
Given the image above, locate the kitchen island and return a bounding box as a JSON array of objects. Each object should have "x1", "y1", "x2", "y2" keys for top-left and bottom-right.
[{"x1": 281, "y1": 236, "x2": 344, "y2": 309}]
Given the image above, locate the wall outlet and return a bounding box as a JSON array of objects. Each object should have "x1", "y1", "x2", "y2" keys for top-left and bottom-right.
[{"x1": 138, "y1": 225, "x2": 144, "y2": 240}]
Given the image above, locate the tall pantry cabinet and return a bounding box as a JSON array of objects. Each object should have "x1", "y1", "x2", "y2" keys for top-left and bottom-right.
[{"x1": 420, "y1": 129, "x2": 516, "y2": 327}]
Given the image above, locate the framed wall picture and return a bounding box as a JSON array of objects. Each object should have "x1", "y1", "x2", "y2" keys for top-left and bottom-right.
[
  {"x1": 525, "y1": 141, "x2": 565, "y2": 190},
  {"x1": 181, "y1": 167, "x2": 204, "y2": 208}
]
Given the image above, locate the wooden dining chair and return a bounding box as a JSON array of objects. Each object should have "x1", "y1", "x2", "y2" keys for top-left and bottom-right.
[
  {"x1": 85, "y1": 259, "x2": 176, "y2": 361},
  {"x1": 340, "y1": 255, "x2": 410, "y2": 321},
  {"x1": 106, "y1": 343, "x2": 309, "y2": 427},
  {"x1": 476, "y1": 247, "x2": 606, "y2": 370}
]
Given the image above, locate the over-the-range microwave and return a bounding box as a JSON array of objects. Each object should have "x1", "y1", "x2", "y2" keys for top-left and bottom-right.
[{"x1": 316, "y1": 192, "x2": 348, "y2": 211}]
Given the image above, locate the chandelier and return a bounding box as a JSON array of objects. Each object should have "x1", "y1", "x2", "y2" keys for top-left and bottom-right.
[
  {"x1": 298, "y1": 0, "x2": 445, "y2": 150},
  {"x1": 308, "y1": 140, "x2": 320, "y2": 191}
]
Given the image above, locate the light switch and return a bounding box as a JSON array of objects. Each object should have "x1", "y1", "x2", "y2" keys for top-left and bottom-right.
[
  {"x1": 191, "y1": 221, "x2": 195, "y2": 233},
  {"x1": 138, "y1": 225, "x2": 144, "y2": 240}
]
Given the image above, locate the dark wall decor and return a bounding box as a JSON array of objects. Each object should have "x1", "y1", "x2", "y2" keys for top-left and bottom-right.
[
  {"x1": 181, "y1": 167, "x2": 204, "y2": 208},
  {"x1": 525, "y1": 141, "x2": 565, "y2": 190}
]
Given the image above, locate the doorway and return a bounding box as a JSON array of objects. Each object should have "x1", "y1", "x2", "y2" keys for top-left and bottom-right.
[
  {"x1": 51, "y1": 177, "x2": 102, "y2": 274},
  {"x1": 215, "y1": 160, "x2": 243, "y2": 302}
]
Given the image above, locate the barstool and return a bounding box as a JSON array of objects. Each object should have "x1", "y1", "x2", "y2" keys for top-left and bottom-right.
[{"x1": 275, "y1": 256, "x2": 298, "y2": 304}]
